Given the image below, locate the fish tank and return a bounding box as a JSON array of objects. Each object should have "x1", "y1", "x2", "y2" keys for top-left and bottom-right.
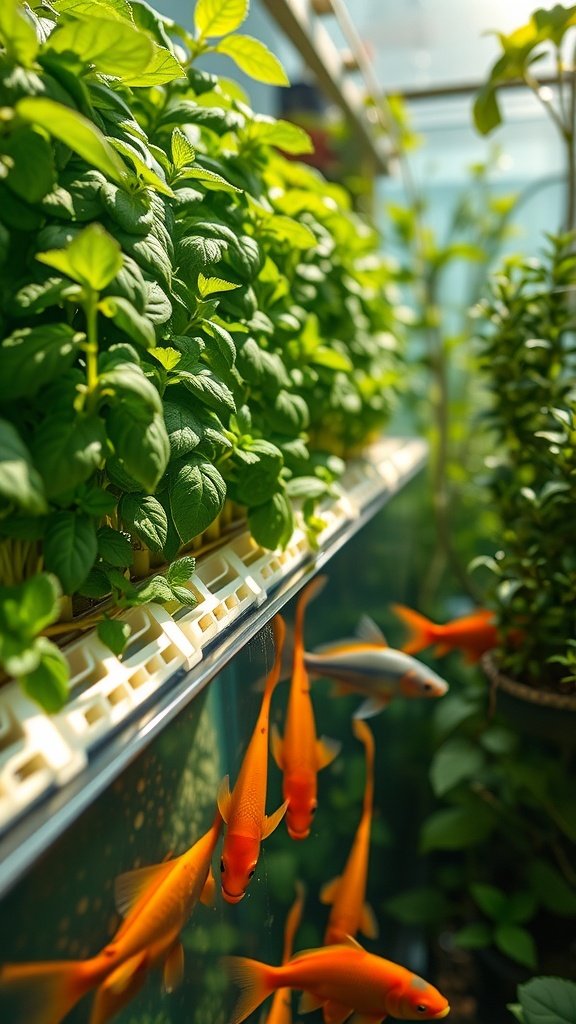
[{"x1": 0, "y1": 449, "x2": 465, "y2": 1024}]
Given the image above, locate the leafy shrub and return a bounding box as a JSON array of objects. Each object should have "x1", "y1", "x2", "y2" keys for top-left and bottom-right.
[{"x1": 0, "y1": 0, "x2": 402, "y2": 708}]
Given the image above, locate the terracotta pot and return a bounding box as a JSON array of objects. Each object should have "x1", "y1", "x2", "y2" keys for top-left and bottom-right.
[{"x1": 482, "y1": 651, "x2": 576, "y2": 745}]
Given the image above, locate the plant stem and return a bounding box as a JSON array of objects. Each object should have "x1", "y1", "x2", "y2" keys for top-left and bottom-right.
[{"x1": 84, "y1": 290, "x2": 99, "y2": 398}]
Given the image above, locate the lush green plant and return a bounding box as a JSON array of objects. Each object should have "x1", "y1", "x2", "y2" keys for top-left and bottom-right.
[
  {"x1": 472, "y1": 236, "x2": 576, "y2": 691},
  {"x1": 474, "y1": 3, "x2": 576, "y2": 233},
  {"x1": 0, "y1": 0, "x2": 402, "y2": 709}
]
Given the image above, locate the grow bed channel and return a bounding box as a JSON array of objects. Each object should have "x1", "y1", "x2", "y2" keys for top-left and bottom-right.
[{"x1": 0, "y1": 436, "x2": 426, "y2": 897}]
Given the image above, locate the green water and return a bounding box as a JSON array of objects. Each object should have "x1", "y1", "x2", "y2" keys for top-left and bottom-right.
[{"x1": 0, "y1": 477, "x2": 449, "y2": 1024}]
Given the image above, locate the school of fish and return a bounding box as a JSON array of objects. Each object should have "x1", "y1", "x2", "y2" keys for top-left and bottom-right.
[{"x1": 0, "y1": 579, "x2": 452, "y2": 1024}]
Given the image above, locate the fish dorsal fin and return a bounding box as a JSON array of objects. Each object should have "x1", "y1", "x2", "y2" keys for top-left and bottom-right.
[
  {"x1": 299, "y1": 991, "x2": 324, "y2": 1014},
  {"x1": 114, "y1": 859, "x2": 176, "y2": 918},
  {"x1": 200, "y1": 866, "x2": 216, "y2": 906},
  {"x1": 360, "y1": 902, "x2": 379, "y2": 940},
  {"x1": 353, "y1": 696, "x2": 390, "y2": 720},
  {"x1": 319, "y1": 876, "x2": 341, "y2": 905},
  {"x1": 270, "y1": 723, "x2": 284, "y2": 769},
  {"x1": 262, "y1": 798, "x2": 289, "y2": 840},
  {"x1": 356, "y1": 615, "x2": 387, "y2": 647},
  {"x1": 217, "y1": 774, "x2": 232, "y2": 823},
  {"x1": 316, "y1": 735, "x2": 341, "y2": 771},
  {"x1": 311, "y1": 639, "x2": 361, "y2": 656},
  {"x1": 163, "y1": 942, "x2": 184, "y2": 994},
  {"x1": 340, "y1": 934, "x2": 365, "y2": 951}
]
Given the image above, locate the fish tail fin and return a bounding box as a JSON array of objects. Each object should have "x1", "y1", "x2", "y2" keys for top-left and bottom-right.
[
  {"x1": 223, "y1": 956, "x2": 275, "y2": 1024},
  {"x1": 390, "y1": 604, "x2": 436, "y2": 654},
  {"x1": 0, "y1": 958, "x2": 97, "y2": 1024}
]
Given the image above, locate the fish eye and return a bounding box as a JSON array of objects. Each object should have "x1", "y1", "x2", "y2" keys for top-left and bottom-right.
[
  {"x1": 248, "y1": 868, "x2": 255, "y2": 878},
  {"x1": 416, "y1": 1005, "x2": 427, "y2": 1014},
  {"x1": 310, "y1": 804, "x2": 317, "y2": 815},
  {"x1": 220, "y1": 859, "x2": 225, "y2": 873},
  {"x1": 423, "y1": 683, "x2": 433, "y2": 692}
]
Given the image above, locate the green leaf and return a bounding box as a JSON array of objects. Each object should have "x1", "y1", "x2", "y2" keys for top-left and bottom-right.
[
  {"x1": 178, "y1": 366, "x2": 236, "y2": 415},
  {"x1": 311, "y1": 346, "x2": 353, "y2": 371},
  {"x1": 97, "y1": 526, "x2": 132, "y2": 567},
  {"x1": 32, "y1": 415, "x2": 107, "y2": 498},
  {"x1": 195, "y1": 0, "x2": 249, "y2": 39},
  {"x1": 527, "y1": 861, "x2": 576, "y2": 916},
  {"x1": 420, "y1": 805, "x2": 494, "y2": 852},
  {"x1": 495, "y1": 925, "x2": 537, "y2": 969},
  {"x1": 108, "y1": 137, "x2": 174, "y2": 197},
  {"x1": 99, "y1": 295, "x2": 156, "y2": 349},
  {"x1": 452, "y1": 922, "x2": 492, "y2": 949},
  {"x1": 383, "y1": 886, "x2": 447, "y2": 926},
  {"x1": 16, "y1": 98, "x2": 132, "y2": 188},
  {"x1": 99, "y1": 182, "x2": 154, "y2": 234},
  {"x1": 47, "y1": 16, "x2": 153, "y2": 79},
  {"x1": 0, "y1": 420, "x2": 47, "y2": 515},
  {"x1": 235, "y1": 440, "x2": 283, "y2": 506},
  {"x1": 37, "y1": 224, "x2": 123, "y2": 291},
  {"x1": 266, "y1": 390, "x2": 309, "y2": 433},
  {"x1": 214, "y1": 35, "x2": 289, "y2": 85},
  {"x1": 124, "y1": 44, "x2": 184, "y2": 87},
  {"x1": 519, "y1": 976, "x2": 576, "y2": 1024},
  {"x1": 264, "y1": 214, "x2": 316, "y2": 249},
  {"x1": 97, "y1": 618, "x2": 131, "y2": 657},
  {"x1": 473, "y1": 84, "x2": 502, "y2": 135},
  {"x1": 0, "y1": 324, "x2": 82, "y2": 401},
  {"x1": 171, "y1": 127, "x2": 196, "y2": 169},
  {"x1": 170, "y1": 456, "x2": 226, "y2": 542},
  {"x1": 43, "y1": 512, "x2": 98, "y2": 593},
  {"x1": 0, "y1": 0, "x2": 39, "y2": 65},
  {"x1": 430, "y1": 737, "x2": 485, "y2": 796},
  {"x1": 2, "y1": 127, "x2": 55, "y2": 203},
  {"x1": 166, "y1": 555, "x2": 196, "y2": 586},
  {"x1": 106, "y1": 408, "x2": 169, "y2": 493},
  {"x1": 77, "y1": 486, "x2": 116, "y2": 517},
  {"x1": 21, "y1": 639, "x2": 69, "y2": 713},
  {"x1": 180, "y1": 164, "x2": 242, "y2": 194},
  {"x1": 507, "y1": 1003, "x2": 525, "y2": 1023},
  {"x1": 197, "y1": 272, "x2": 240, "y2": 298},
  {"x1": 470, "y1": 884, "x2": 508, "y2": 921},
  {"x1": 134, "y1": 574, "x2": 174, "y2": 604},
  {"x1": 118, "y1": 493, "x2": 168, "y2": 553},
  {"x1": 236, "y1": 338, "x2": 289, "y2": 391},
  {"x1": 163, "y1": 400, "x2": 205, "y2": 457},
  {"x1": 248, "y1": 491, "x2": 294, "y2": 550},
  {"x1": 245, "y1": 117, "x2": 313, "y2": 154}
]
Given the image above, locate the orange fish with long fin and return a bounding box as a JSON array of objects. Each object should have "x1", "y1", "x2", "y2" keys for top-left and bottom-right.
[
  {"x1": 391, "y1": 604, "x2": 497, "y2": 663},
  {"x1": 218, "y1": 614, "x2": 288, "y2": 903},
  {"x1": 263, "y1": 881, "x2": 306, "y2": 1024},
  {"x1": 321, "y1": 719, "x2": 378, "y2": 946},
  {"x1": 225, "y1": 936, "x2": 450, "y2": 1023},
  {"x1": 271, "y1": 575, "x2": 340, "y2": 839},
  {"x1": 0, "y1": 809, "x2": 222, "y2": 1024}
]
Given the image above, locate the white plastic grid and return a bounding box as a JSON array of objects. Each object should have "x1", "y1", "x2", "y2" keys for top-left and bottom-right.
[{"x1": 0, "y1": 438, "x2": 426, "y2": 836}]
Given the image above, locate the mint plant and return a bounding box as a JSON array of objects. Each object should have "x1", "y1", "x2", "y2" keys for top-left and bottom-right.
[{"x1": 0, "y1": 0, "x2": 402, "y2": 710}]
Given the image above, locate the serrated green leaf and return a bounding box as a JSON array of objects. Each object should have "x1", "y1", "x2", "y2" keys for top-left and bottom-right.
[
  {"x1": 198, "y1": 272, "x2": 240, "y2": 298},
  {"x1": 235, "y1": 440, "x2": 283, "y2": 506},
  {"x1": 108, "y1": 137, "x2": 174, "y2": 197},
  {"x1": 97, "y1": 618, "x2": 131, "y2": 657},
  {"x1": 123, "y1": 43, "x2": 184, "y2": 87},
  {"x1": 0, "y1": 420, "x2": 47, "y2": 515},
  {"x1": 99, "y1": 295, "x2": 156, "y2": 349},
  {"x1": 245, "y1": 117, "x2": 313, "y2": 154},
  {"x1": 21, "y1": 638, "x2": 69, "y2": 712},
  {"x1": 248, "y1": 491, "x2": 294, "y2": 550},
  {"x1": 171, "y1": 127, "x2": 196, "y2": 169},
  {"x1": 178, "y1": 366, "x2": 236, "y2": 415},
  {"x1": 135, "y1": 574, "x2": 174, "y2": 604},
  {"x1": 180, "y1": 164, "x2": 242, "y2": 194},
  {"x1": 107, "y1": 408, "x2": 169, "y2": 493},
  {"x1": 215, "y1": 34, "x2": 289, "y2": 85},
  {"x1": 264, "y1": 214, "x2": 316, "y2": 249},
  {"x1": 519, "y1": 976, "x2": 576, "y2": 1024},
  {"x1": 195, "y1": 0, "x2": 248, "y2": 39},
  {"x1": 44, "y1": 512, "x2": 98, "y2": 594},
  {"x1": 169, "y1": 583, "x2": 198, "y2": 607},
  {"x1": 164, "y1": 556, "x2": 196, "y2": 588},
  {"x1": 0, "y1": 324, "x2": 82, "y2": 401},
  {"x1": 16, "y1": 97, "x2": 132, "y2": 188},
  {"x1": 170, "y1": 457, "x2": 226, "y2": 542},
  {"x1": 163, "y1": 400, "x2": 205, "y2": 457},
  {"x1": 37, "y1": 223, "x2": 123, "y2": 291},
  {"x1": 118, "y1": 493, "x2": 168, "y2": 553}
]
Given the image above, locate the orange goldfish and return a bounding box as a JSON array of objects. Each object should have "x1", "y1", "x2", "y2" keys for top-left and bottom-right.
[
  {"x1": 218, "y1": 615, "x2": 288, "y2": 903},
  {"x1": 226, "y1": 936, "x2": 450, "y2": 1023},
  {"x1": 0, "y1": 810, "x2": 222, "y2": 1024},
  {"x1": 391, "y1": 605, "x2": 497, "y2": 663},
  {"x1": 304, "y1": 616, "x2": 449, "y2": 719},
  {"x1": 322, "y1": 719, "x2": 377, "y2": 946},
  {"x1": 271, "y1": 576, "x2": 340, "y2": 839},
  {"x1": 263, "y1": 881, "x2": 306, "y2": 1024}
]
